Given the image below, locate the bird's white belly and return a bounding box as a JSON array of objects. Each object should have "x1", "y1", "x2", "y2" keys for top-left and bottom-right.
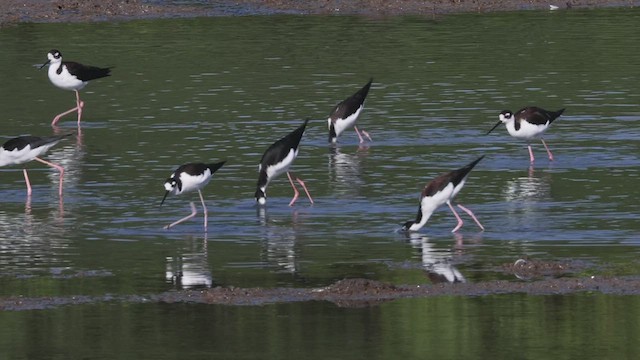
[
  {"x1": 506, "y1": 120, "x2": 549, "y2": 140},
  {"x1": 266, "y1": 148, "x2": 297, "y2": 180},
  {"x1": 411, "y1": 183, "x2": 456, "y2": 231},
  {"x1": 0, "y1": 144, "x2": 54, "y2": 166},
  {"x1": 332, "y1": 106, "x2": 363, "y2": 137},
  {"x1": 176, "y1": 170, "x2": 212, "y2": 195},
  {"x1": 48, "y1": 67, "x2": 86, "y2": 91}
]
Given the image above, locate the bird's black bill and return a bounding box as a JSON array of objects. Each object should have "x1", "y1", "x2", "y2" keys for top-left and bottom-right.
[
  {"x1": 39, "y1": 60, "x2": 50, "y2": 69},
  {"x1": 160, "y1": 191, "x2": 170, "y2": 206},
  {"x1": 486, "y1": 120, "x2": 502, "y2": 135}
]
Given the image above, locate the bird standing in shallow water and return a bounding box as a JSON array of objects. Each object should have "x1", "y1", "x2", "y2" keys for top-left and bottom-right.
[
  {"x1": 161, "y1": 161, "x2": 226, "y2": 231},
  {"x1": 401, "y1": 156, "x2": 485, "y2": 233},
  {"x1": 255, "y1": 119, "x2": 313, "y2": 206},
  {"x1": 328, "y1": 78, "x2": 373, "y2": 144},
  {"x1": 0, "y1": 134, "x2": 72, "y2": 196},
  {"x1": 487, "y1": 107, "x2": 565, "y2": 163},
  {"x1": 40, "y1": 49, "x2": 111, "y2": 127}
]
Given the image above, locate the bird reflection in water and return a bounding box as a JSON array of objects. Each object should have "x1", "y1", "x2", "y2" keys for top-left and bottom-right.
[
  {"x1": 257, "y1": 206, "x2": 303, "y2": 275},
  {"x1": 502, "y1": 166, "x2": 552, "y2": 203},
  {"x1": 406, "y1": 233, "x2": 472, "y2": 284},
  {"x1": 328, "y1": 145, "x2": 369, "y2": 197},
  {"x1": 48, "y1": 129, "x2": 86, "y2": 216},
  {"x1": 502, "y1": 166, "x2": 552, "y2": 233},
  {"x1": 165, "y1": 235, "x2": 213, "y2": 289}
]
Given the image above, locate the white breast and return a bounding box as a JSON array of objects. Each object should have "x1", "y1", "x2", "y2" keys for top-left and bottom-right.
[
  {"x1": 506, "y1": 119, "x2": 549, "y2": 140},
  {"x1": 330, "y1": 106, "x2": 363, "y2": 137},
  {"x1": 48, "y1": 64, "x2": 86, "y2": 91},
  {"x1": 0, "y1": 143, "x2": 57, "y2": 167},
  {"x1": 176, "y1": 169, "x2": 212, "y2": 195},
  {"x1": 266, "y1": 148, "x2": 298, "y2": 180}
]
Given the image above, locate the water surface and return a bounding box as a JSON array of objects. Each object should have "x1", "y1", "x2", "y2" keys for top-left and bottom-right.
[{"x1": 0, "y1": 8, "x2": 639, "y2": 358}]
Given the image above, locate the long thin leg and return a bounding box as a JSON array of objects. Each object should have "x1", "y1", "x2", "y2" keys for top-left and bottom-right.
[
  {"x1": 165, "y1": 202, "x2": 197, "y2": 230},
  {"x1": 75, "y1": 90, "x2": 85, "y2": 125},
  {"x1": 354, "y1": 125, "x2": 372, "y2": 143},
  {"x1": 540, "y1": 138, "x2": 554, "y2": 161},
  {"x1": 23, "y1": 169, "x2": 32, "y2": 196},
  {"x1": 51, "y1": 90, "x2": 84, "y2": 126},
  {"x1": 286, "y1": 172, "x2": 300, "y2": 206},
  {"x1": 198, "y1": 189, "x2": 208, "y2": 232},
  {"x1": 52, "y1": 106, "x2": 80, "y2": 126},
  {"x1": 527, "y1": 144, "x2": 535, "y2": 163},
  {"x1": 33, "y1": 157, "x2": 64, "y2": 196},
  {"x1": 457, "y1": 204, "x2": 484, "y2": 231},
  {"x1": 295, "y1": 177, "x2": 314, "y2": 205},
  {"x1": 353, "y1": 126, "x2": 364, "y2": 143},
  {"x1": 447, "y1": 202, "x2": 464, "y2": 233}
]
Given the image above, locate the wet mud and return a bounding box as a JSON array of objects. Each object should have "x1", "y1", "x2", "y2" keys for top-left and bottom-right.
[
  {"x1": 3, "y1": 271, "x2": 640, "y2": 311},
  {"x1": 1, "y1": 0, "x2": 638, "y2": 26}
]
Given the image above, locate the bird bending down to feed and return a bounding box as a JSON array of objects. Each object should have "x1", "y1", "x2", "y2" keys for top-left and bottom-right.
[
  {"x1": 328, "y1": 78, "x2": 373, "y2": 144},
  {"x1": 0, "y1": 134, "x2": 72, "y2": 196},
  {"x1": 487, "y1": 106, "x2": 565, "y2": 163},
  {"x1": 40, "y1": 49, "x2": 111, "y2": 126},
  {"x1": 401, "y1": 155, "x2": 485, "y2": 233},
  {"x1": 255, "y1": 119, "x2": 313, "y2": 206},
  {"x1": 161, "y1": 161, "x2": 226, "y2": 231}
]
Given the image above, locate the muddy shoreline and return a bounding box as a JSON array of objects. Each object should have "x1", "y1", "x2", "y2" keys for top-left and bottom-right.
[
  {"x1": 3, "y1": 276, "x2": 640, "y2": 311},
  {"x1": 2, "y1": 258, "x2": 639, "y2": 310},
  {"x1": 1, "y1": 0, "x2": 638, "y2": 26}
]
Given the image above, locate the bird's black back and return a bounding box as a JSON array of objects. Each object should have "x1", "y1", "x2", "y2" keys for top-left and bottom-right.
[
  {"x1": 423, "y1": 155, "x2": 485, "y2": 197},
  {"x1": 2, "y1": 134, "x2": 72, "y2": 151},
  {"x1": 173, "y1": 161, "x2": 226, "y2": 177},
  {"x1": 516, "y1": 107, "x2": 565, "y2": 126},
  {"x1": 63, "y1": 61, "x2": 111, "y2": 81},
  {"x1": 259, "y1": 119, "x2": 310, "y2": 168},
  {"x1": 329, "y1": 78, "x2": 373, "y2": 120}
]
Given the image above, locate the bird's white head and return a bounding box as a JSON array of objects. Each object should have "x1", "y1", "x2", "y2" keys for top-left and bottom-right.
[
  {"x1": 255, "y1": 188, "x2": 267, "y2": 205},
  {"x1": 401, "y1": 220, "x2": 422, "y2": 232},
  {"x1": 164, "y1": 179, "x2": 178, "y2": 193},
  {"x1": 40, "y1": 49, "x2": 62, "y2": 69},
  {"x1": 499, "y1": 110, "x2": 514, "y2": 123},
  {"x1": 487, "y1": 110, "x2": 513, "y2": 135},
  {"x1": 160, "y1": 177, "x2": 181, "y2": 205}
]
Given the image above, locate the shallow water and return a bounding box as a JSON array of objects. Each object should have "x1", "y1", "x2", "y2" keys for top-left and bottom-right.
[{"x1": 0, "y1": 8, "x2": 639, "y2": 358}]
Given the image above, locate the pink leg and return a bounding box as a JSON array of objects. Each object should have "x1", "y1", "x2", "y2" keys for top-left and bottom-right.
[
  {"x1": 353, "y1": 126, "x2": 365, "y2": 143},
  {"x1": 527, "y1": 144, "x2": 535, "y2": 163},
  {"x1": 447, "y1": 202, "x2": 464, "y2": 233},
  {"x1": 165, "y1": 202, "x2": 197, "y2": 230},
  {"x1": 286, "y1": 172, "x2": 300, "y2": 206},
  {"x1": 295, "y1": 177, "x2": 314, "y2": 205},
  {"x1": 52, "y1": 106, "x2": 79, "y2": 126},
  {"x1": 51, "y1": 91, "x2": 84, "y2": 126},
  {"x1": 361, "y1": 130, "x2": 372, "y2": 142},
  {"x1": 33, "y1": 157, "x2": 65, "y2": 196},
  {"x1": 198, "y1": 190, "x2": 208, "y2": 232},
  {"x1": 23, "y1": 169, "x2": 32, "y2": 196},
  {"x1": 354, "y1": 126, "x2": 372, "y2": 143},
  {"x1": 75, "y1": 90, "x2": 84, "y2": 125},
  {"x1": 457, "y1": 204, "x2": 484, "y2": 231},
  {"x1": 541, "y1": 138, "x2": 554, "y2": 161}
]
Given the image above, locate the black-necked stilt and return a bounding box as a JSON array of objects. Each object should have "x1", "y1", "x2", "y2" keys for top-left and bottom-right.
[
  {"x1": 161, "y1": 161, "x2": 226, "y2": 231},
  {"x1": 40, "y1": 49, "x2": 111, "y2": 127},
  {"x1": 328, "y1": 78, "x2": 373, "y2": 144},
  {"x1": 0, "y1": 134, "x2": 72, "y2": 196},
  {"x1": 401, "y1": 155, "x2": 485, "y2": 233},
  {"x1": 487, "y1": 107, "x2": 565, "y2": 163},
  {"x1": 255, "y1": 119, "x2": 313, "y2": 206}
]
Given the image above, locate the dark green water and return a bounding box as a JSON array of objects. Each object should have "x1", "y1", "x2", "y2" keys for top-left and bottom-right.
[
  {"x1": 0, "y1": 8, "x2": 639, "y2": 359},
  {"x1": 1, "y1": 295, "x2": 639, "y2": 359}
]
